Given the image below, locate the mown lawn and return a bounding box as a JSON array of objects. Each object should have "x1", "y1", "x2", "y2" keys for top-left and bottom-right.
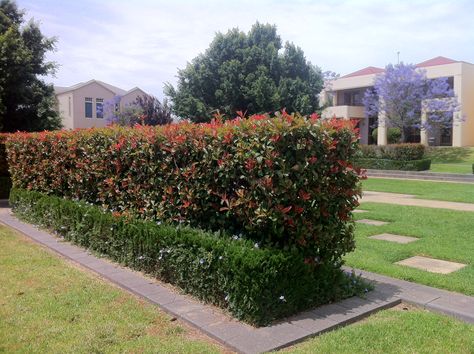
[
  {"x1": 0, "y1": 225, "x2": 222, "y2": 354},
  {"x1": 346, "y1": 202, "x2": 474, "y2": 295},
  {"x1": 427, "y1": 146, "x2": 474, "y2": 174},
  {"x1": 362, "y1": 178, "x2": 474, "y2": 204},
  {"x1": 287, "y1": 305, "x2": 474, "y2": 353}
]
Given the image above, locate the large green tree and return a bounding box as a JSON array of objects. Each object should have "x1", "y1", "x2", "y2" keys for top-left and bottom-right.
[
  {"x1": 0, "y1": 0, "x2": 61, "y2": 132},
  {"x1": 165, "y1": 23, "x2": 323, "y2": 122}
]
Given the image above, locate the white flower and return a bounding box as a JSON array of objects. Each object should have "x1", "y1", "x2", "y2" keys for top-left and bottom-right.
[
  {"x1": 279, "y1": 295, "x2": 286, "y2": 302},
  {"x1": 199, "y1": 258, "x2": 205, "y2": 264},
  {"x1": 137, "y1": 255, "x2": 145, "y2": 260},
  {"x1": 232, "y1": 235, "x2": 239, "y2": 240},
  {"x1": 218, "y1": 256, "x2": 223, "y2": 260},
  {"x1": 225, "y1": 295, "x2": 230, "y2": 301},
  {"x1": 156, "y1": 221, "x2": 162, "y2": 226},
  {"x1": 254, "y1": 243, "x2": 259, "y2": 249}
]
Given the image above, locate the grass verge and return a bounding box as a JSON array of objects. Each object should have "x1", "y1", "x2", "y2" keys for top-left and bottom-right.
[
  {"x1": 0, "y1": 224, "x2": 222, "y2": 353},
  {"x1": 362, "y1": 178, "x2": 474, "y2": 204},
  {"x1": 287, "y1": 305, "x2": 474, "y2": 353},
  {"x1": 346, "y1": 202, "x2": 474, "y2": 295},
  {"x1": 427, "y1": 146, "x2": 474, "y2": 174}
]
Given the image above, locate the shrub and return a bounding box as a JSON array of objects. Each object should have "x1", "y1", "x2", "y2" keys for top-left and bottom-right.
[
  {"x1": 359, "y1": 143, "x2": 425, "y2": 161},
  {"x1": 0, "y1": 134, "x2": 11, "y2": 198},
  {"x1": 371, "y1": 127, "x2": 401, "y2": 144},
  {"x1": 9, "y1": 188, "x2": 368, "y2": 326},
  {"x1": 6, "y1": 113, "x2": 362, "y2": 259},
  {"x1": 355, "y1": 158, "x2": 431, "y2": 171}
]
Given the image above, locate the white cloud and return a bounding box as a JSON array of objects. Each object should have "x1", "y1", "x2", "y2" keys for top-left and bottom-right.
[{"x1": 19, "y1": 0, "x2": 474, "y2": 99}]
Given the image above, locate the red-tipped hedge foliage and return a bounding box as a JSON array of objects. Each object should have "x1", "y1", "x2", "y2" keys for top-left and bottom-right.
[{"x1": 6, "y1": 112, "x2": 361, "y2": 257}]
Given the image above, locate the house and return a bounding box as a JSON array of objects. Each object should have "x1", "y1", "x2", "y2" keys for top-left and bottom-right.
[
  {"x1": 54, "y1": 80, "x2": 147, "y2": 129},
  {"x1": 321, "y1": 57, "x2": 474, "y2": 147}
]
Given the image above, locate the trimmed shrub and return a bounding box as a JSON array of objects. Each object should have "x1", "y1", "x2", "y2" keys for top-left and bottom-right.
[
  {"x1": 0, "y1": 134, "x2": 11, "y2": 198},
  {"x1": 355, "y1": 158, "x2": 431, "y2": 171},
  {"x1": 6, "y1": 113, "x2": 362, "y2": 258},
  {"x1": 10, "y1": 188, "x2": 368, "y2": 326},
  {"x1": 359, "y1": 143, "x2": 425, "y2": 161},
  {"x1": 371, "y1": 127, "x2": 401, "y2": 144}
]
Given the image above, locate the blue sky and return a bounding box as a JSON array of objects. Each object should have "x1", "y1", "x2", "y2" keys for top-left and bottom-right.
[{"x1": 20, "y1": 0, "x2": 474, "y2": 99}]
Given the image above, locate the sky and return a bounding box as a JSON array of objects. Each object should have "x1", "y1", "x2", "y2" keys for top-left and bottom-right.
[{"x1": 19, "y1": 0, "x2": 474, "y2": 99}]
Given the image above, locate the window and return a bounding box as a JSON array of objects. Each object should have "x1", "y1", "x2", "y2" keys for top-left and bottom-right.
[
  {"x1": 85, "y1": 97, "x2": 93, "y2": 118},
  {"x1": 96, "y1": 98, "x2": 104, "y2": 118}
]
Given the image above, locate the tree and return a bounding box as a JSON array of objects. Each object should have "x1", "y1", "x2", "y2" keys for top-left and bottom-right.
[
  {"x1": 164, "y1": 22, "x2": 323, "y2": 122},
  {"x1": 363, "y1": 63, "x2": 460, "y2": 143},
  {"x1": 0, "y1": 0, "x2": 61, "y2": 132},
  {"x1": 104, "y1": 94, "x2": 172, "y2": 126}
]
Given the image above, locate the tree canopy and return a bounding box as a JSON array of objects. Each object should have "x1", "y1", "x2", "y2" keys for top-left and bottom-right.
[
  {"x1": 0, "y1": 0, "x2": 61, "y2": 132},
  {"x1": 165, "y1": 22, "x2": 323, "y2": 122},
  {"x1": 363, "y1": 63, "x2": 460, "y2": 143}
]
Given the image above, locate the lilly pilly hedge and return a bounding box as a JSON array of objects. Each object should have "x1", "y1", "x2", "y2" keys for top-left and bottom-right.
[{"x1": 6, "y1": 112, "x2": 361, "y2": 259}]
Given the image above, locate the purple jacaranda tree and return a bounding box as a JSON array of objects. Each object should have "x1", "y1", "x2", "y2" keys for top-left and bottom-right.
[{"x1": 363, "y1": 63, "x2": 460, "y2": 143}]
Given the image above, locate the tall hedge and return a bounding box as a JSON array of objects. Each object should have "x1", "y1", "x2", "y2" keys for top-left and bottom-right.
[
  {"x1": 6, "y1": 112, "x2": 361, "y2": 259},
  {"x1": 0, "y1": 134, "x2": 11, "y2": 198}
]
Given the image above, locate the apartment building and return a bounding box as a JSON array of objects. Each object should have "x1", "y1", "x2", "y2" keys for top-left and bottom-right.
[
  {"x1": 321, "y1": 57, "x2": 474, "y2": 147},
  {"x1": 54, "y1": 80, "x2": 147, "y2": 129}
]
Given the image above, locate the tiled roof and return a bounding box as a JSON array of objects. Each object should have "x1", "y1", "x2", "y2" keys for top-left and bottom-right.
[
  {"x1": 416, "y1": 56, "x2": 458, "y2": 68},
  {"x1": 341, "y1": 57, "x2": 461, "y2": 79},
  {"x1": 341, "y1": 66, "x2": 385, "y2": 78}
]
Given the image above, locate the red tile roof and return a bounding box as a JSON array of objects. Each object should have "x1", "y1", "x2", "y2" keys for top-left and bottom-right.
[
  {"x1": 341, "y1": 66, "x2": 384, "y2": 78},
  {"x1": 416, "y1": 56, "x2": 458, "y2": 68},
  {"x1": 341, "y1": 57, "x2": 460, "y2": 79}
]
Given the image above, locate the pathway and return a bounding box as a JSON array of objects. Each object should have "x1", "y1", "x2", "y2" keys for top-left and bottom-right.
[{"x1": 361, "y1": 191, "x2": 474, "y2": 212}]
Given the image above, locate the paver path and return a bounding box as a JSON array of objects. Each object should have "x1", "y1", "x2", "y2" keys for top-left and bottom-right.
[{"x1": 361, "y1": 191, "x2": 474, "y2": 212}]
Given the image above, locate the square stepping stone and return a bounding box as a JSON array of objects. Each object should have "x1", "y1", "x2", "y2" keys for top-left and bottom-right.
[
  {"x1": 356, "y1": 219, "x2": 388, "y2": 226},
  {"x1": 353, "y1": 209, "x2": 368, "y2": 214},
  {"x1": 396, "y1": 256, "x2": 466, "y2": 274},
  {"x1": 369, "y1": 233, "x2": 418, "y2": 244}
]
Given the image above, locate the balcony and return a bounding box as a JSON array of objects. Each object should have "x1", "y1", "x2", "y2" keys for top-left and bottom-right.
[{"x1": 322, "y1": 105, "x2": 366, "y2": 119}]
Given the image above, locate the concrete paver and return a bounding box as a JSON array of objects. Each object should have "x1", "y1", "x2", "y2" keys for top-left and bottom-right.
[
  {"x1": 356, "y1": 219, "x2": 389, "y2": 226},
  {"x1": 369, "y1": 233, "x2": 419, "y2": 244},
  {"x1": 396, "y1": 256, "x2": 467, "y2": 274}
]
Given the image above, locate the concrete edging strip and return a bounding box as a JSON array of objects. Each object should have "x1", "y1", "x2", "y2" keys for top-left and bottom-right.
[{"x1": 2, "y1": 205, "x2": 472, "y2": 353}]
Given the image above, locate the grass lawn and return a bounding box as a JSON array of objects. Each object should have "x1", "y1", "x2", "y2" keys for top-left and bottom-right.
[
  {"x1": 362, "y1": 177, "x2": 474, "y2": 204},
  {"x1": 287, "y1": 305, "x2": 474, "y2": 353},
  {"x1": 426, "y1": 146, "x2": 474, "y2": 174},
  {"x1": 0, "y1": 225, "x2": 222, "y2": 354},
  {"x1": 347, "y1": 202, "x2": 474, "y2": 295}
]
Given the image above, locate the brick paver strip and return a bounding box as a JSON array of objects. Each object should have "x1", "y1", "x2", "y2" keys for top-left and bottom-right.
[
  {"x1": 361, "y1": 191, "x2": 474, "y2": 212},
  {"x1": 1, "y1": 204, "x2": 474, "y2": 352}
]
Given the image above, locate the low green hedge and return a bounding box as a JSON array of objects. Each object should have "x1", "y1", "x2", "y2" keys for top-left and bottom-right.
[
  {"x1": 9, "y1": 188, "x2": 368, "y2": 326},
  {"x1": 355, "y1": 158, "x2": 431, "y2": 171},
  {"x1": 360, "y1": 143, "x2": 425, "y2": 160}
]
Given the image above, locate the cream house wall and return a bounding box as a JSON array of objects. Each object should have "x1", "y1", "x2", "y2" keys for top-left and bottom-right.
[
  {"x1": 56, "y1": 92, "x2": 74, "y2": 129},
  {"x1": 120, "y1": 88, "x2": 147, "y2": 109},
  {"x1": 72, "y1": 82, "x2": 115, "y2": 129},
  {"x1": 460, "y1": 63, "x2": 474, "y2": 146}
]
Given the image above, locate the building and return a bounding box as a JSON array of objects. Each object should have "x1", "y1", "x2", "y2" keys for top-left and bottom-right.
[
  {"x1": 321, "y1": 57, "x2": 474, "y2": 147},
  {"x1": 54, "y1": 80, "x2": 147, "y2": 129}
]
